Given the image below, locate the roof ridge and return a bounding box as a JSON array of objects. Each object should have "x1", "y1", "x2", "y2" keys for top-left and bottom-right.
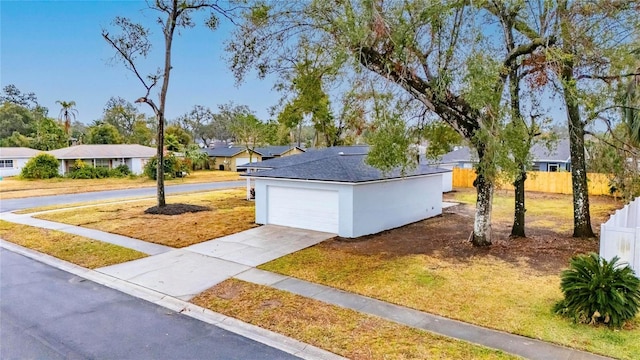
[{"x1": 336, "y1": 155, "x2": 359, "y2": 182}]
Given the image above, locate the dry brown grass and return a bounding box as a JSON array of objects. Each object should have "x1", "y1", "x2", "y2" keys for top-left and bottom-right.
[
  {"x1": 0, "y1": 220, "x2": 146, "y2": 268},
  {"x1": 0, "y1": 170, "x2": 240, "y2": 199},
  {"x1": 192, "y1": 279, "x2": 518, "y2": 360},
  {"x1": 35, "y1": 189, "x2": 256, "y2": 247},
  {"x1": 261, "y1": 190, "x2": 639, "y2": 359}
]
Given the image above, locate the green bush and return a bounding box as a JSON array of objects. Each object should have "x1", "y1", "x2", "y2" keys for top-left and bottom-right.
[
  {"x1": 114, "y1": 164, "x2": 131, "y2": 176},
  {"x1": 554, "y1": 253, "x2": 640, "y2": 328},
  {"x1": 143, "y1": 154, "x2": 189, "y2": 179},
  {"x1": 21, "y1": 153, "x2": 60, "y2": 179},
  {"x1": 67, "y1": 163, "x2": 129, "y2": 179},
  {"x1": 67, "y1": 166, "x2": 94, "y2": 179}
]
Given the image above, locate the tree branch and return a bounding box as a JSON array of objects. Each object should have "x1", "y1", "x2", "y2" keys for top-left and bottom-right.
[
  {"x1": 102, "y1": 31, "x2": 154, "y2": 97},
  {"x1": 577, "y1": 71, "x2": 640, "y2": 82}
]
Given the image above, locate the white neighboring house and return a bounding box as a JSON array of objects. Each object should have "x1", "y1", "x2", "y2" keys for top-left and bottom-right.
[
  {"x1": 242, "y1": 146, "x2": 450, "y2": 238},
  {"x1": 0, "y1": 147, "x2": 42, "y2": 177},
  {"x1": 47, "y1": 144, "x2": 156, "y2": 176}
]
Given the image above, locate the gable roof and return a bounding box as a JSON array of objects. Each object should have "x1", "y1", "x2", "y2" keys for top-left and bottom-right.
[
  {"x1": 47, "y1": 144, "x2": 156, "y2": 159},
  {"x1": 0, "y1": 147, "x2": 42, "y2": 158},
  {"x1": 530, "y1": 139, "x2": 571, "y2": 162},
  {"x1": 243, "y1": 146, "x2": 449, "y2": 183},
  {"x1": 253, "y1": 146, "x2": 305, "y2": 157},
  {"x1": 202, "y1": 146, "x2": 253, "y2": 157}
]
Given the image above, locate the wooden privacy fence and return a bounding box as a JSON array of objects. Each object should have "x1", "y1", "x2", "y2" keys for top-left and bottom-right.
[
  {"x1": 600, "y1": 197, "x2": 640, "y2": 275},
  {"x1": 452, "y1": 168, "x2": 613, "y2": 196}
]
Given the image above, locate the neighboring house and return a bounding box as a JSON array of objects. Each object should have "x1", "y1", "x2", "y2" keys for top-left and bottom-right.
[
  {"x1": 435, "y1": 146, "x2": 477, "y2": 170},
  {"x1": 202, "y1": 146, "x2": 262, "y2": 171},
  {"x1": 433, "y1": 139, "x2": 572, "y2": 172},
  {"x1": 47, "y1": 144, "x2": 156, "y2": 175},
  {"x1": 242, "y1": 146, "x2": 450, "y2": 238},
  {"x1": 253, "y1": 146, "x2": 305, "y2": 161},
  {"x1": 0, "y1": 147, "x2": 42, "y2": 177},
  {"x1": 429, "y1": 146, "x2": 476, "y2": 192},
  {"x1": 530, "y1": 139, "x2": 571, "y2": 172}
]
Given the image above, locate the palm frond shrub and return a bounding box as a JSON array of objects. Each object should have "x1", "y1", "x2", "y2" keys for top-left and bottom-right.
[{"x1": 554, "y1": 253, "x2": 640, "y2": 328}]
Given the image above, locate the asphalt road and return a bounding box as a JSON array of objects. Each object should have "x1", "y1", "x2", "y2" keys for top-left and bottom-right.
[
  {"x1": 0, "y1": 180, "x2": 245, "y2": 212},
  {"x1": 0, "y1": 249, "x2": 299, "y2": 360}
]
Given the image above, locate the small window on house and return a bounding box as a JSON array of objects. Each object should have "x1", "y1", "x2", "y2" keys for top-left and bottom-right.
[
  {"x1": 531, "y1": 164, "x2": 541, "y2": 171},
  {"x1": 548, "y1": 164, "x2": 559, "y2": 172},
  {"x1": 94, "y1": 159, "x2": 110, "y2": 168},
  {"x1": 0, "y1": 160, "x2": 14, "y2": 168}
]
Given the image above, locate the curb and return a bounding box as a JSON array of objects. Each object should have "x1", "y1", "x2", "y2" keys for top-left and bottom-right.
[{"x1": 0, "y1": 240, "x2": 346, "y2": 360}]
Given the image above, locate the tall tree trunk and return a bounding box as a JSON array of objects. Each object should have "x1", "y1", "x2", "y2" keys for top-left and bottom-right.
[
  {"x1": 156, "y1": 115, "x2": 166, "y2": 207},
  {"x1": 559, "y1": 1, "x2": 595, "y2": 238},
  {"x1": 473, "y1": 171, "x2": 494, "y2": 246},
  {"x1": 566, "y1": 96, "x2": 595, "y2": 237},
  {"x1": 472, "y1": 142, "x2": 494, "y2": 246},
  {"x1": 154, "y1": 0, "x2": 179, "y2": 208},
  {"x1": 511, "y1": 170, "x2": 526, "y2": 237}
]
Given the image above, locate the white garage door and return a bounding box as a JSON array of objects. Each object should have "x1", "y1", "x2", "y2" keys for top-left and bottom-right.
[
  {"x1": 235, "y1": 157, "x2": 256, "y2": 167},
  {"x1": 267, "y1": 186, "x2": 339, "y2": 233}
]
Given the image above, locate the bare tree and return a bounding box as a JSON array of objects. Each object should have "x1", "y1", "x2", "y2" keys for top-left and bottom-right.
[{"x1": 102, "y1": 0, "x2": 237, "y2": 208}]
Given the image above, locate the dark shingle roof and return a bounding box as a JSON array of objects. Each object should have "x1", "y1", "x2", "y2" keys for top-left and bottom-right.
[
  {"x1": 242, "y1": 146, "x2": 448, "y2": 183},
  {"x1": 238, "y1": 146, "x2": 368, "y2": 170},
  {"x1": 202, "y1": 146, "x2": 249, "y2": 157},
  {"x1": 253, "y1": 146, "x2": 304, "y2": 157}
]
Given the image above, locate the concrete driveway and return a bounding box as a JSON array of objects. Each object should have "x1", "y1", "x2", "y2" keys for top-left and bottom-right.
[{"x1": 97, "y1": 225, "x2": 334, "y2": 300}]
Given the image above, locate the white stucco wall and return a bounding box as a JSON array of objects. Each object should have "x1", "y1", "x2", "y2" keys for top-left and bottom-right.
[
  {"x1": 254, "y1": 174, "x2": 443, "y2": 238},
  {"x1": 0, "y1": 158, "x2": 30, "y2": 177},
  {"x1": 130, "y1": 158, "x2": 148, "y2": 175},
  {"x1": 350, "y1": 175, "x2": 442, "y2": 238}
]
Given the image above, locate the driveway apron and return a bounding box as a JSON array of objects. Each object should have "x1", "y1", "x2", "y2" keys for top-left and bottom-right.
[{"x1": 96, "y1": 225, "x2": 335, "y2": 300}]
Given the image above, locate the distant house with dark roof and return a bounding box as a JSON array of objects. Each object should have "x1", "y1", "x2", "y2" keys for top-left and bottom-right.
[
  {"x1": 530, "y1": 139, "x2": 571, "y2": 172},
  {"x1": 47, "y1": 144, "x2": 156, "y2": 175},
  {"x1": 0, "y1": 147, "x2": 42, "y2": 177},
  {"x1": 202, "y1": 146, "x2": 262, "y2": 171},
  {"x1": 253, "y1": 146, "x2": 305, "y2": 161},
  {"x1": 242, "y1": 146, "x2": 450, "y2": 238},
  {"x1": 433, "y1": 139, "x2": 572, "y2": 172}
]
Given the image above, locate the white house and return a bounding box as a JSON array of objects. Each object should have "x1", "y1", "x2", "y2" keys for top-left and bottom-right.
[
  {"x1": 0, "y1": 147, "x2": 42, "y2": 177},
  {"x1": 47, "y1": 144, "x2": 156, "y2": 175},
  {"x1": 242, "y1": 147, "x2": 450, "y2": 238}
]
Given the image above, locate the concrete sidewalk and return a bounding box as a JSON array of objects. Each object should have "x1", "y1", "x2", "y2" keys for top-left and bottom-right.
[{"x1": 1, "y1": 209, "x2": 613, "y2": 360}]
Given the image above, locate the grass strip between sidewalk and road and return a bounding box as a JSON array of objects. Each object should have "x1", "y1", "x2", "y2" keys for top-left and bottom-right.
[
  {"x1": 0, "y1": 220, "x2": 147, "y2": 268},
  {"x1": 191, "y1": 279, "x2": 519, "y2": 360}
]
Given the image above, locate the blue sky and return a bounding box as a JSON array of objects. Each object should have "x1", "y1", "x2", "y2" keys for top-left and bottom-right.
[{"x1": 1, "y1": 0, "x2": 279, "y2": 124}]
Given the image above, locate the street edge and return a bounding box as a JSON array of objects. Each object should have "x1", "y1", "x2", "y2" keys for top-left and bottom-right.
[{"x1": 0, "y1": 240, "x2": 347, "y2": 360}]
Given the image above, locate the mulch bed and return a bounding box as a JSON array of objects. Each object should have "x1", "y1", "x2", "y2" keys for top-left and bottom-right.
[
  {"x1": 144, "y1": 203, "x2": 210, "y2": 215},
  {"x1": 329, "y1": 190, "x2": 620, "y2": 275}
]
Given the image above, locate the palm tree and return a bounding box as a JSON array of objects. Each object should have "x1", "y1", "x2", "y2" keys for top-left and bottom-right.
[{"x1": 56, "y1": 100, "x2": 78, "y2": 135}]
